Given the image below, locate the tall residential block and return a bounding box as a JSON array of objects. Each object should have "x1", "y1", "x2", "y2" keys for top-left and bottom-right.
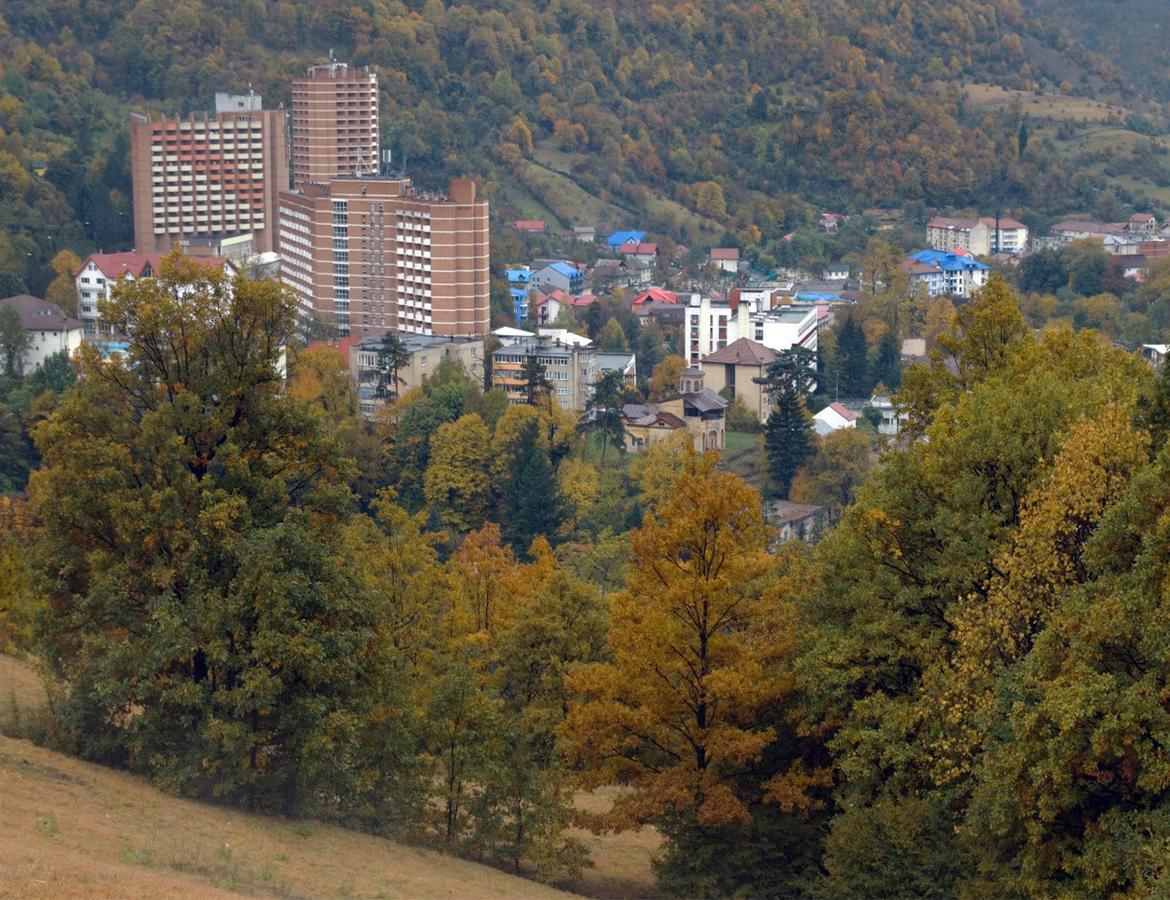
[
  {"x1": 290, "y1": 62, "x2": 380, "y2": 189},
  {"x1": 278, "y1": 177, "x2": 490, "y2": 338},
  {"x1": 129, "y1": 93, "x2": 288, "y2": 255}
]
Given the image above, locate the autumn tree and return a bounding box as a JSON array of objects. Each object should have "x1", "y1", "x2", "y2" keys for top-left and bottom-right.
[
  {"x1": 597, "y1": 317, "x2": 629, "y2": 352},
  {"x1": 424, "y1": 413, "x2": 492, "y2": 531},
  {"x1": 799, "y1": 302, "x2": 1152, "y2": 892},
  {"x1": 648, "y1": 354, "x2": 686, "y2": 400},
  {"x1": 897, "y1": 274, "x2": 1029, "y2": 437},
  {"x1": 385, "y1": 362, "x2": 476, "y2": 511},
  {"x1": 563, "y1": 451, "x2": 823, "y2": 888},
  {"x1": 44, "y1": 249, "x2": 82, "y2": 316},
  {"x1": 288, "y1": 345, "x2": 356, "y2": 423},
  {"x1": 0, "y1": 307, "x2": 30, "y2": 377},
  {"x1": 425, "y1": 529, "x2": 603, "y2": 880},
  {"x1": 789, "y1": 428, "x2": 873, "y2": 511}
]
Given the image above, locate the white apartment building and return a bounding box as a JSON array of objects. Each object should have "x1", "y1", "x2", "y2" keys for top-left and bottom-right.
[
  {"x1": 684, "y1": 292, "x2": 818, "y2": 365},
  {"x1": 926, "y1": 215, "x2": 1029, "y2": 256},
  {"x1": 74, "y1": 252, "x2": 237, "y2": 337},
  {"x1": 0, "y1": 295, "x2": 83, "y2": 371}
]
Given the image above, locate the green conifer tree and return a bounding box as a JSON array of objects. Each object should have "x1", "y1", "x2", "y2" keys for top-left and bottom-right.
[
  {"x1": 502, "y1": 421, "x2": 566, "y2": 555},
  {"x1": 756, "y1": 347, "x2": 817, "y2": 497},
  {"x1": 870, "y1": 329, "x2": 902, "y2": 390},
  {"x1": 834, "y1": 314, "x2": 869, "y2": 398}
]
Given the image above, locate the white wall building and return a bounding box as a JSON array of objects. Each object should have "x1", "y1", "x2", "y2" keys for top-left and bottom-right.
[
  {"x1": 685, "y1": 292, "x2": 817, "y2": 365},
  {"x1": 75, "y1": 252, "x2": 237, "y2": 338},
  {"x1": 0, "y1": 295, "x2": 83, "y2": 371}
]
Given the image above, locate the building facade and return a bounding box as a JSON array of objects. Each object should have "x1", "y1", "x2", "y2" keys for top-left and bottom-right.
[
  {"x1": 278, "y1": 177, "x2": 490, "y2": 338},
  {"x1": 129, "y1": 93, "x2": 287, "y2": 255},
  {"x1": 700, "y1": 337, "x2": 777, "y2": 422},
  {"x1": 0, "y1": 295, "x2": 83, "y2": 371},
  {"x1": 290, "y1": 62, "x2": 380, "y2": 189},
  {"x1": 684, "y1": 292, "x2": 818, "y2": 365},
  {"x1": 349, "y1": 331, "x2": 483, "y2": 418},
  {"x1": 621, "y1": 367, "x2": 727, "y2": 452},
  {"x1": 491, "y1": 333, "x2": 598, "y2": 410},
  {"x1": 925, "y1": 216, "x2": 990, "y2": 256},
  {"x1": 74, "y1": 252, "x2": 237, "y2": 337},
  {"x1": 906, "y1": 250, "x2": 990, "y2": 297}
]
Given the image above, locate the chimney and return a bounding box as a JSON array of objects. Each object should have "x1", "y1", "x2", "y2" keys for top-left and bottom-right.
[{"x1": 448, "y1": 178, "x2": 476, "y2": 204}]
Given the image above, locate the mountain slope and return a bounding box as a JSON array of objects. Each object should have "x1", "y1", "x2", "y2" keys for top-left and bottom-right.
[
  {"x1": 1021, "y1": 0, "x2": 1170, "y2": 100},
  {"x1": 0, "y1": 728, "x2": 572, "y2": 899},
  {"x1": 0, "y1": 0, "x2": 1163, "y2": 289}
]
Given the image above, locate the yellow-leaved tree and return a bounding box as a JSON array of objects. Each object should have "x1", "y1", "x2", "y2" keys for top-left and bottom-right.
[{"x1": 562, "y1": 450, "x2": 821, "y2": 833}]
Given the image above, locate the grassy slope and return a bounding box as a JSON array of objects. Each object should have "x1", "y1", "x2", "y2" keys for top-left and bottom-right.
[
  {"x1": 0, "y1": 653, "x2": 658, "y2": 898},
  {"x1": 962, "y1": 82, "x2": 1170, "y2": 209},
  {"x1": 530, "y1": 144, "x2": 726, "y2": 244},
  {"x1": 1, "y1": 728, "x2": 576, "y2": 899},
  {"x1": 721, "y1": 431, "x2": 766, "y2": 491}
]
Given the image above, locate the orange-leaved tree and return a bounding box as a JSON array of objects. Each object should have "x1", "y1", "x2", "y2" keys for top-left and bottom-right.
[{"x1": 561, "y1": 449, "x2": 819, "y2": 831}]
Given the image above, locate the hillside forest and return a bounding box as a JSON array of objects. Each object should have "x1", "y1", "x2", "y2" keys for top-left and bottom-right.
[
  {"x1": 2, "y1": 251, "x2": 1170, "y2": 897},
  {"x1": 5, "y1": 0, "x2": 1170, "y2": 294}
]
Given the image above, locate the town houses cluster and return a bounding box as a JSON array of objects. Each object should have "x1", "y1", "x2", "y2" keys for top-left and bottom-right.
[{"x1": 5, "y1": 60, "x2": 1170, "y2": 467}]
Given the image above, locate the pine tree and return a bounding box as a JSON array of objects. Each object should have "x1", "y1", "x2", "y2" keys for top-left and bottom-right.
[
  {"x1": 765, "y1": 394, "x2": 815, "y2": 497},
  {"x1": 376, "y1": 331, "x2": 411, "y2": 399},
  {"x1": 755, "y1": 347, "x2": 817, "y2": 496},
  {"x1": 522, "y1": 355, "x2": 551, "y2": 406},
  {"x1": 870, "y1": 329, "x2": 902, "y2": 391},
  {"x1": 580, "y1": 368, "x2": 627, "y2": 460},
  {"x1": 502, "y1": 421, "x2": 566, "y2": 555},
  {"x1": 834, "y1": 314, "x2": 869, "y2": 398}
]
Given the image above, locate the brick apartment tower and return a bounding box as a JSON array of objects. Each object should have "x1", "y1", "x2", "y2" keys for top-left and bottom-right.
[
  {"x1": 290, "y1": 62, "x2": 380, "y2": 189},
  {"x1": 278, "y1": 177, "x2": 490, "y2": 338},
  {"x1": 129, "y1": 93, "x2": 288, "y2": 255}
]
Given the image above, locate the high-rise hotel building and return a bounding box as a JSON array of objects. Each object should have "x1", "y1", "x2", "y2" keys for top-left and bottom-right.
[
  {"x1": 129, "y1": 93, "x2": 287, "y2": 255},
  {"x1": 290, "y1": 62, "x2": 380, "y2": 189},
  {"x1": 279, "y1": 176, "x2": 490, "y2": 338}
]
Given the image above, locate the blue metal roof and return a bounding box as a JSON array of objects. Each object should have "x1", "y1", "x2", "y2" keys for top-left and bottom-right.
[
  {"x1": 911, "y1": 249, "x2": 990, "y2": 272},
  {"x1": 796, "y1": 292, "x2": 840, "y2": 302},
  {"x1": 547, "y1": 261, "x2": 579, "y2": 278},
  {"x1": 607, "y1": 230, "x2": 645, "y2": 247}
]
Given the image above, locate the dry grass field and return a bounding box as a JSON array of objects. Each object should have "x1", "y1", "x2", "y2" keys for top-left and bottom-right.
[
  {"x1": 564, "y1": 788, "x2": 661, "y2": 899},
  {"x1": 0, "y1": 654, "x2": 658, "y2": 898},
  {"x1": 961, "y1": 83, "x2": 1130, "y2": 122},
  {"x1": 0, "y1": 653, "x2": 47, "y2": 734}
]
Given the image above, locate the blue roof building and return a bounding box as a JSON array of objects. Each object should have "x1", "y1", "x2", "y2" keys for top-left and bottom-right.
[
  {"x1": 607, "y1": 230, "x2": 646, "y2": 248},
  {"x1": 531, "y1": 261, "x2": 584, "y2": 295},
  {"x1": 505, "y1": 267, "x2": 533, "y2": 321},
  {"x1": 907, "y1": 250, "x2": 990, "y2": 298},
  {"x1": 510, "y1": 288, "x2": 530, "y2": 322}
]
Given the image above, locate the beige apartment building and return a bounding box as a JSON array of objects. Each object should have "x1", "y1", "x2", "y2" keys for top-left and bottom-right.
[
  {"x1": 349, "y1": 331, "x2": 484, "y2": 418},
  {"x1": 129, "y1": 93, "x2": 287, "y2": 254},
  {"x1": 290, "y1": 62, "x2": 380, "y2": 189},
  {"x1": 278, "y1": 177, "x2": 490, "y2": 337}
]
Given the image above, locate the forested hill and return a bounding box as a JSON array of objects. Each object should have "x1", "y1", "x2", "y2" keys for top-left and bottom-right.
[
  {"x1": 1021, "y1": 0, "x2": 1170, "y2": 101},
  {"x1": 0, "y1": 0, "x2": 1159, "y2": 289}
]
